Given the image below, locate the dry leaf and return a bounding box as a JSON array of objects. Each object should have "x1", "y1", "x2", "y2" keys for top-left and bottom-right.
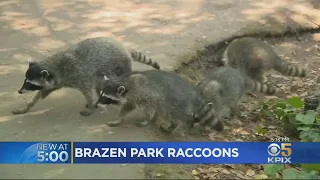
[
  {"x1": 265, "y1": 96, "x2": 278, "y2": 100},
  {"x1": 193, "y1": 176, "x2": 200, "y2": 180},
  {"x1": 192, "y1": 169, "x2": 199, "y2": 176},
  {"x1": 207, "y1": 172, "x2": 218, "y2": 179},
  {"x1": 255, "y1": 174, "x2": 268, "y2": 179},
  {"x1": 267, "y1": 125, "x2": 276, "y2": 130},
  {"x1": 232, "y1": 128, "x2": 250, "y2": 135},
  {"x1": 208, "y1": 167, "x2": 222, "y2": 173},
  {"x1": 231, "y1": 170, "x2": 246, "y2": 179},
  {"x1": 245, "y1": 168, "x2": 255, "y2": 177},
  {"x1": 221, "y1": 169, "x2": 231, "y2": 175}
]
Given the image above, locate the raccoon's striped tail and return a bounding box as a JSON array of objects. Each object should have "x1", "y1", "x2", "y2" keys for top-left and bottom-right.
[
  {"x1": 195, "y1": 102, "x2": 224, "y2": 132},
  {"x1": 245, "y1": 77, "x2": 277, "y2": 95},
  {"x1": 130, "y1": 50, "x2": 160, "y2": 70},
  {"x1": 274, "y1": 57, "x2": 306, "y2": 77}
]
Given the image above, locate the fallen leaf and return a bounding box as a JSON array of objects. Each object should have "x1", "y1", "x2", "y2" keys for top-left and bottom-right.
[
  {"x1": 267, "y1": 125, "x2": 276, "y2": 130},
  {"x1": 245, "y1": 168, "x2": 255, "y2": 177},
  {"x1": 247, "y1": 92, "x2": 257, "y2": 98},
  {"x1": 232, "y1": 128, "x2": 250, "y2": 135},
  {"x1": 223, "y1": 164, "x2": 235, "y2": 169},
  {"x1": 192, "y1": 169, "x2": 199, "y2": 176},
  {"x1": 208, "y1": 167, "x2": 222, "y2": 173},
  {"x1": 265, "y1": 96, "x2": 278, "y2": 100},
  {"x1": 207, "y1": 172, "x2": 218, "y2": 179},
  {"x1": 221, "y1": 169, "x2": 231, "y2": 175},
  {"x1": 255, "y1": 174, "x2": 268, "y2": 179},
  {"x1": 231, "y1": 170, "x2": 246, "y2": 179}
]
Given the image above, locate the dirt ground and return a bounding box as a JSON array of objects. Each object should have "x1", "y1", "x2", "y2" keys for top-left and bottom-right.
[
  {"x1": 178, "y1": 31, "x2": 320, "y2": 180},
  {"x1": 0, "y1": 0, "x2": 320, "y2": 179}
]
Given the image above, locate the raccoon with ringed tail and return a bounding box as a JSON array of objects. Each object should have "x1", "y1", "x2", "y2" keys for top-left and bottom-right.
[
  {"x1": 13, "y1": 37, "x2": 160, "y2": 116},
  {"x1": 221, "y1": 37, "x2": 306, "y2": 83},
  {"x1": 196, "y1": 66, "x2": 276, "y2": 131},
  {"x1": 96, "y1": 70, "x2": 224, "y2": 134}
]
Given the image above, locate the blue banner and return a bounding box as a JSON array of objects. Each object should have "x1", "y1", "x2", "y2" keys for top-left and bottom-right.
[
  {"x1": 0, "y1": 142, "x2": 71, "y2": 164},
  {"x1": 73, "y1": 142, "x2": 320, "y2": 164},
  {"x1": 0, "y1": 142, "x2": 319, "y2": 164}
]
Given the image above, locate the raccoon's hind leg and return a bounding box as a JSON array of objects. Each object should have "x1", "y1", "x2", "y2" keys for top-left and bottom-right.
[
  {"x1": 107, "y1": 103, "x2": 135, "y2": 127},
  {"x1": 136, "y1": 109, "x2": 157, "y2": 127},
  {"x1": 229, "y1": 103, "x2": 240, "y2": 118},
  {"x1": 12, "y1": 89, "x2": 55, "y2": 114}
]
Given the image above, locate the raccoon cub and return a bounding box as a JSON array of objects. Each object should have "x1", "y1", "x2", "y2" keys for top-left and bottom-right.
[
  {"x1": 222, "y1": 37, "x2": 306, "y2": 83},
  {"x1": 96, "y1": 70, "x2": 224, "y2": 134},
  {"x1": 196, "y1": 67, "x2": 276, "y2": 129},
  {"x1": 13, "y1": 37, "x2": 160, "y2": 116}
]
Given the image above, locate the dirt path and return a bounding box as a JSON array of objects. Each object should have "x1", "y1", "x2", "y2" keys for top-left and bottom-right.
[{"x1": 0, "y1": 0, "x2": 319, "y2": 179}]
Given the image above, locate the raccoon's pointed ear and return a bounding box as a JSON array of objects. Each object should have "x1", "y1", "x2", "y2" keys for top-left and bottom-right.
[
  {"x1": 40, "y1": 70, "x2": 49, "y2": 79},
  {"x1": 207, "y1": 102, "x2": 213, "y2": 107},
  {"x1": 28, "y1": 58, "x2": 36, "y2": 67},
  {"x1": 117, "y1": 86, "x2": 126, "y2": 96},
  {"x1": 103, "y1": 75, "x2": 109, "y2": 82}
]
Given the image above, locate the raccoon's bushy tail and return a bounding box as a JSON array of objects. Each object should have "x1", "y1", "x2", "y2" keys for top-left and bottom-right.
[
  {"x1": 130, "y1": 50, "x2": 160, "y2": 70},
  {"x1": 245, "y1": 77, "x2": 276, "y2": 95},
  {"x1": 274, "y1": 57, "x2": 306, "y2": 77}
]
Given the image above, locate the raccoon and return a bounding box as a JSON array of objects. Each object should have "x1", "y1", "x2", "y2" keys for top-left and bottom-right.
[
  {"x1": 197, "y1": 67, "x2": 276, "y2": 126},
  {"x1": 13, "y1": 37, "x2": 160, "y2": 116},
  {"x1": 96, "y1": 70, "x2": 224, "y2": 134},
  {"x1": 222, "y1": 37, "x2": 306, "y2": 83}
]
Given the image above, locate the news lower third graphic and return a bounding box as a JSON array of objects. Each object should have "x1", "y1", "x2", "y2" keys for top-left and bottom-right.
[
  {"x1": 0, "y1": 142, "x2": 71, "y2": 164},
  {"x1": 0, "y1": 142, "x2": 318, "y2": 164}
]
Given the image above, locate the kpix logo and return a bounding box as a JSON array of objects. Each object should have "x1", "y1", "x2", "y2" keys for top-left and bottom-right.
[{"x1": 267, "y1": 143, "x2": 292, "y2": 163}]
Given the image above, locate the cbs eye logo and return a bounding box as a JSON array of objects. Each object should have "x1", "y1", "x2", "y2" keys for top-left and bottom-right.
[{"x1": 267, "y1": 143, "x2": 292, "y2": 157}]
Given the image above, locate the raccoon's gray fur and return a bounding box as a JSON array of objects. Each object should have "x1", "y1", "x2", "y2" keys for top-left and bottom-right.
[
  {"x1": 96, "y1": 70, "x2": 224, "y2": 134},
  {"x1": 196, "y1": 67, "x2": 276, "y2": 129},
  {"x1": 222, "y1": 37, "x2": 306, "y2": 83},
  {"x1": 13, "y1": 37, "x2": 160, "y2": 116}
]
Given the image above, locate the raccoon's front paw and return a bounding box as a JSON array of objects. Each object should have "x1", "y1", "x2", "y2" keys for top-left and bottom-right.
[
  {"x1": 107, "y1": 119, "x2": 123, "y2": 127},
  {"x1": 159, "y1": 125, "x2": 175, "y2": 134},
  {"x1": 136, "y1": 120, "x2": 150, "y2": 127},
  {"x1": 12, "y1": 106, "x2": 30, "y2": 114},
  {"x1": 80, "y1": 108, "x2": 93, "y2": 116}
]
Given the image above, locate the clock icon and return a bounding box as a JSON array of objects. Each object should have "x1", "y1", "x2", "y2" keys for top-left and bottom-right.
[{"x1": 45, "y1": 158, "x2": 48, "y2": 161}]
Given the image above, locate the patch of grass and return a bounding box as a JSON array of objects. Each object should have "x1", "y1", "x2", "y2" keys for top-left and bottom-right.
[{"x1": 254, "y1": 96, "x2": 320, "y2": 179}]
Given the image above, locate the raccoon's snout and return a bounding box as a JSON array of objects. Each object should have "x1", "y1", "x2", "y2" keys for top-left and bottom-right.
[
  {"x1": 18, "y1": 88, "x2": 28, "y2": 94},
  {"x1": 97, "y1": 96, "x2": 120, "y2": 105}
]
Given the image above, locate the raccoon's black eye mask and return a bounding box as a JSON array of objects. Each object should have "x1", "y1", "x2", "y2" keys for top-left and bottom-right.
[
  {"x1": 23, "y1": 79, "x2": 43, "y2": 91},
  {"x1": 95, "y1": 85, "x2": 128, "y2": 106},
  {"x1": 96, "y1": 91, "x2": 120, "y2": 105}
]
